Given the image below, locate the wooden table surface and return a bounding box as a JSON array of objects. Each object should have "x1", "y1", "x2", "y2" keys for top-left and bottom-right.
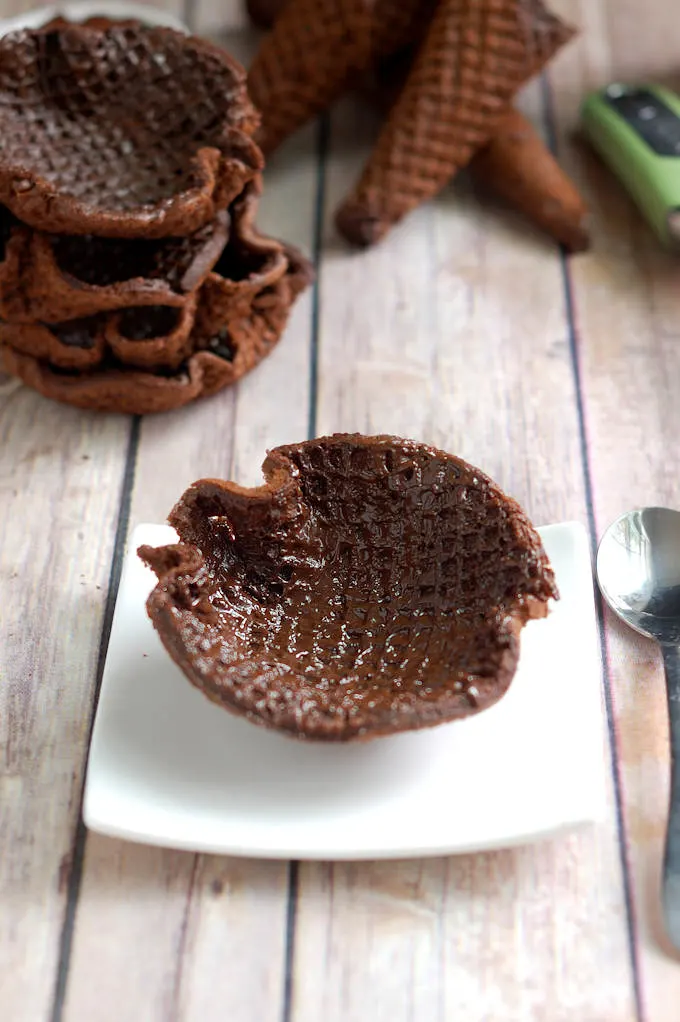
[{"x1": 2, "y1": 0, "x2": 680, "y2": 1018}]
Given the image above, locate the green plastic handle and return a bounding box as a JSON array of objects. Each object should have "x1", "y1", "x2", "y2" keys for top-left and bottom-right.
[{"x1": 581, "y1": 83, "x2": 680, "y2": 248}]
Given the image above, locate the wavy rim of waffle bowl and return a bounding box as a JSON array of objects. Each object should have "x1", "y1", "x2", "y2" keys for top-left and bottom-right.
[
  {"x1": 0, "y1": 211, "x2": 231, "y2": 322},
  {"x1": 0, "y1": 18, "x2": 263, "y2": 238},
  {"x1": 0, "y1": 177, "x2": 300, "y2": 325},
  {"x1": 0, "y1": 237, "x2": 311, "y2": 414},
  {"x1": 139, "y1": 434, "x2": 559, "y2": 742},
  {"x1": 0, "y1": 9, "x2": 315, "y2": 414}
]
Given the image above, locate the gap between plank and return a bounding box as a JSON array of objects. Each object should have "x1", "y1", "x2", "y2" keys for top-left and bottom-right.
[
  {"x1": 49, "y1": 417, "x2": 142, "y2": 1022},
  {"x1": 541, "y1": 74, "x2": 644, "y2": 1022},
  {"x1": 281, "y1": 861, "x2": 300, "y2": 1022},
  {"x1": 168, "y1": 855, "x2": 201, "y2": 1022}
]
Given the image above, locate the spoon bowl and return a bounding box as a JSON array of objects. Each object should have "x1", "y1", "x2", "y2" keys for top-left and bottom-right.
[
  {"x1": 597, "y1": 507, "x2": 680, "y2": 953},
  {"x1": 597, "y1": 507, "x2": 680, "y2": 645}
]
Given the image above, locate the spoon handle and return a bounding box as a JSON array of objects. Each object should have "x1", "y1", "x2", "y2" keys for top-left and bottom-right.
[{"x1": 661, "y1": 644, "x2": 680, "y2": 951}]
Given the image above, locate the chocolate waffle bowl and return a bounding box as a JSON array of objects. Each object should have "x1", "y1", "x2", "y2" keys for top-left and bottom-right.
[
  {"x1": 4, "y1": 213, "x2": 230, "y2": 323},
  {"x1": 139, "y1": 435, "x2": 559, "y2": 742},
  {"x1": 107, "y1": 302, "x2": 197, "y2": 369},
  {"x1": 0, "y1": 243, "x2": 312, "y2": 413},
  {"x1": 196, "y1": 182, "x2": 292, "y2": 324},
  {"x1": 195, "y1": 241, "x2": 312, "y2": 395},
  {"x1": 1, "y1": 302, "x2": 196, "y2": 371},
  {"x1": 0, "y1": 21, "x2": 262, "y2": 237},
  {"x1": 0, "y1": 317, "x2": 106, "y2": 370}
]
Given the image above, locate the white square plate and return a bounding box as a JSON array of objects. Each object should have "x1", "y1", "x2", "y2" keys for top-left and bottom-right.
[{"x1": 83, "y1": 521, "x2": 606, "y2": 859}]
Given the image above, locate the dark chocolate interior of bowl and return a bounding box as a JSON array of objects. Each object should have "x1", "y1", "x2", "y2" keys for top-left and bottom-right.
[
  {"x1": 51, "y1": 213, "x2": 228, "y2": 292},
  {"x1": 212, "y1": 226, "x2": 277, "y2": 283},
  {"x1": 142, "y1": 435, "x2": 558, "y2": 740},
  {"x1": 0, "y1": 25, "x2": 253, "y2": 210},
  {"x1": 0, "y1": 204, "x2": 17, "y2": 263},
  {"x1": 117, "y1": 306, "x2": 182, "y2": 340},
  {"x1": 51, "y1": 317, "x2": 102, "y2": 349}
]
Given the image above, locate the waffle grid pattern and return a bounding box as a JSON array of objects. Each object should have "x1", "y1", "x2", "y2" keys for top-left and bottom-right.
[
  {"x1": 144, "y1": 437, "x2": 558, "y2": 739},
  {"x1": 341, "y1": 0, "x2": 575, "y2": 232},
  {"x1": 248, "y1": 0, "x2": 427, "y2": 155},
  {"x1": 0, "y1": 23, "x2": 261, "y2": 235}
]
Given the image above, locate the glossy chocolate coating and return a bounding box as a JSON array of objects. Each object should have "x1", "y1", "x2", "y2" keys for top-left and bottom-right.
[
  {"x1": 0, "y1": 23, "x2": 261, "y2": 237},
  {"x1": 140, "y1": 435, "x2": 558, "y2": 741}
]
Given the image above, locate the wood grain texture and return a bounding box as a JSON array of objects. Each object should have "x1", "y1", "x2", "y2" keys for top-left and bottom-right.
[
  {"x1": 290, "y1": 81, "x2": 638, "y2": 1022},
  {"x1": 59, "y1": 25, "x2": 318, "y2": 1020},
  {"x1": 550, "y1": 0, "x2": 680, "y2": 1013},
  {"x1": 0, "y1": 392, "x2": 130, "y2": 1022},
  {"x1": 3, "y1": 0, "x2": 680, "y2": 1018},
  {"x1": 61, "y1": 838, "x2": 291, "y2": 1022}
]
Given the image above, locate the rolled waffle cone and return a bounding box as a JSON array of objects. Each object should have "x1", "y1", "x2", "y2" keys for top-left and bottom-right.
[
  {"x1": 470, "y1": 107, "x2": 590, "y2": 251},
  {"x1": 355, "y1": 43, "x2": 589, "y2": 250},
  {"x1": 336, "y1": 0, "x2": 576, "y2": 246},
  {"x1": 2, "y1": 213, "x2": 230, "y2": 323},
  {"x1": 245, "y1": 0, "x2": 288, "y2": 29},
  {"x1": 247, "y1": 0, "x2": 431, "y2": 156},
  {"x1": 0, "y1": 22, "x2": 263, "y2": 237}
]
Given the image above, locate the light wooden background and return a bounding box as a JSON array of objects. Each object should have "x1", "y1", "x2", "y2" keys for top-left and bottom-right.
[{"x1": 1, "y1": 0, "x2": 680, "y2": 1018}]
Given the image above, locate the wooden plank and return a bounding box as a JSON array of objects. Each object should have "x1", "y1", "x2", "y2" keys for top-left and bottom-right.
[
  {"x1": 549, "y1": 0, "x2": 680, "y2": 1014},
  {"x1": 289, "y1": 80, "x2": 638, "y2": 1020},
  {"x1": 59, "y1": 837, "x2": 291, "y2": 1022},
  {"x1": 60, "y1": 20, "x2": 318, "y2": 1020},
  {"x1": 0, "y1": 391, "x2": 130, "y2": 1022}
]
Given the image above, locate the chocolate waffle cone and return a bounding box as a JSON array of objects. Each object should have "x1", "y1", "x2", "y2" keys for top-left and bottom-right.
[
  {"x1": 0, "y1": 22, "x2": 263, "y2": 237},
  {"x1": 356, "y1": 45, "x2": 589, "y2": 250},
  {"x1": 469, "y1": 107, "x2": 590, "y2": 252},
  {"x1": 245, "y1": 0, "x2": 288, "y2": 29},
  {"x1": 139, "y1": 434, "x2": 558, "y2": 741},
  {"x1": 336, "y1": 0, "x2": 576, "y2": 246},
  {"x1": 247, "y1": 0, "x2": 432, "y2": 156},
  {"x1": 4, "y1": 213, "x2": 229, "y2": 323}
]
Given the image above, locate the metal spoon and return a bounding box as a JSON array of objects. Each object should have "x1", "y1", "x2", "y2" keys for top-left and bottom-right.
[{"x1": 597, "y1": 507, "x2": 680, "y2": 952}]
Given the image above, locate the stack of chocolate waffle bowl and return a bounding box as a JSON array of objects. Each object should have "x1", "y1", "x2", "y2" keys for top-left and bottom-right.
[{"x1": 0, "y1": 20, "x2": 312, "y2": 414}]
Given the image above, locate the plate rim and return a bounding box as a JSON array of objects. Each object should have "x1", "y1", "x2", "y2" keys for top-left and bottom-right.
[{"x1": 83, "y1": 518, "x2": 606, "y2": 860}]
